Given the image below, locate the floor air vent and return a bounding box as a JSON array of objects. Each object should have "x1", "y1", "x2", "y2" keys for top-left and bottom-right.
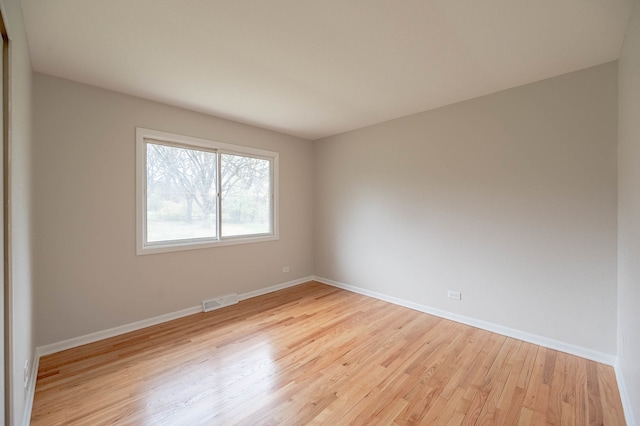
[{"x1": 202, "y1": 294, "x2": 239, "y2": 312}]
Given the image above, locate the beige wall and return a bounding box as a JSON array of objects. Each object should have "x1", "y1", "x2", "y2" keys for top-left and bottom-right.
[
  {"x1": 618, "y1": 0, "x2": 640, "y2": 422},
  {"x1": 33, "y1": 74, "x2": 314, "y2": 346},
  {"x1": 1, "y1": 0, "x2": 35, "y2": 424},
  {"x1": 314, "y1": 62, "x2": 618, "y2": 356}
]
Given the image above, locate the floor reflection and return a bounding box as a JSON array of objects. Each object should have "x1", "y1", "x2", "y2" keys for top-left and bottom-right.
[{"x1": 140, "y1": 338, "x2": 276, "y2": 425}]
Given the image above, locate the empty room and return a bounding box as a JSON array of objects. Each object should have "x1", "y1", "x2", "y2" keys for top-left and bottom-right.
[{"x1": 0, "y1": 0, "x2": 639, "y2": 424}]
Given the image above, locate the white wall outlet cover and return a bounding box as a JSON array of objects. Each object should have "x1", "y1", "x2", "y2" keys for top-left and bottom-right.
[{"x1": 447, "y1": 290, "x2": 462, "y2": 300}]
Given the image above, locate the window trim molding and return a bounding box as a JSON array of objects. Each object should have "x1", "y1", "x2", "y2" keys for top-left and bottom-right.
[{"x1": 136, "y1": 127, "x2": 279, "y2": 255}]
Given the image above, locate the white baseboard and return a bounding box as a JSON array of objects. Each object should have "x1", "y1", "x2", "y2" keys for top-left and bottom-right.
[
  {"x1": 312, "y1": 275, "x2": 617, "y2": 366},
  {"x1": 36, "y1": 305, "x2": 203, "y2": 358},
  {"x1": 615, "y1": 361, "x2": 637, "y2": 426},
  {"x1": 238, "y1": 276, "x2": 312, "y2": 301},
  {"x1": 26, "y1": 276, "x2": 311, "y2": 425},
  {"x1": 26, "y1": 275, "x2": 623, "y2": 424},
  {"x1": 22, "y1": 352, "x2": 40, "y2": 426},
  {"x1": 36, "y1": 276, "x2": 313, "y2": 358}
]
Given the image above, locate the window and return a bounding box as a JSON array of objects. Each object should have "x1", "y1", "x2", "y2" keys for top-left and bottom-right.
[{"x1": 136, "y1": 128, "x2": 278, "y2": 254}]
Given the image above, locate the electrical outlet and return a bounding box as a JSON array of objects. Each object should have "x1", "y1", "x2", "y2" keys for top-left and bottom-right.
[
  {"x1": 447, "y1": 290, "x2": 462, "y2": 300},
  {"x1": 282, "y1": 266, "x2": 290, "y2": 273},
  {"x1": 24, "y1": 359, "x2": 29, "y2": 388}
]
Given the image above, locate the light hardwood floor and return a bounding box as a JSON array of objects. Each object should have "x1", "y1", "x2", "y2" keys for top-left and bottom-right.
[{"x1": 31, "y1": 281, "x2": 626, "y2": 425}]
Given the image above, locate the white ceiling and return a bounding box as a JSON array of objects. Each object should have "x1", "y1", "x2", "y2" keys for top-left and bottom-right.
[{"x1": 21, "y1": 0, "x2": 633, "y2": 140}]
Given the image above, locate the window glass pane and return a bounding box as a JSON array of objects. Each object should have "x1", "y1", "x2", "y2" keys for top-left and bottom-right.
[
  {"x1": 221, "y1": 153, "x2": 271, "y2": 237},
  {"x1": 146, "y1": 143, "x2": 217, "y2": 242}
]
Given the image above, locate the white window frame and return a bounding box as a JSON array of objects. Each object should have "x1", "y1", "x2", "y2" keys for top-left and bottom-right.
[{"x1": 136, "y1": 127, "x2": 279, "y2": 255}]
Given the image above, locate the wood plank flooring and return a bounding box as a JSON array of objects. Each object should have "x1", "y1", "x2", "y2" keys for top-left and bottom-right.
[{"x1": 31, "y1": 281, "x2": 626, "y2": 425}]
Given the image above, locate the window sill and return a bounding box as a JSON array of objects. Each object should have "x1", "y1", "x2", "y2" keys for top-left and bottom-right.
[{"x1": 136, "y1": 234, "x2": 279, "y2": 255}]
